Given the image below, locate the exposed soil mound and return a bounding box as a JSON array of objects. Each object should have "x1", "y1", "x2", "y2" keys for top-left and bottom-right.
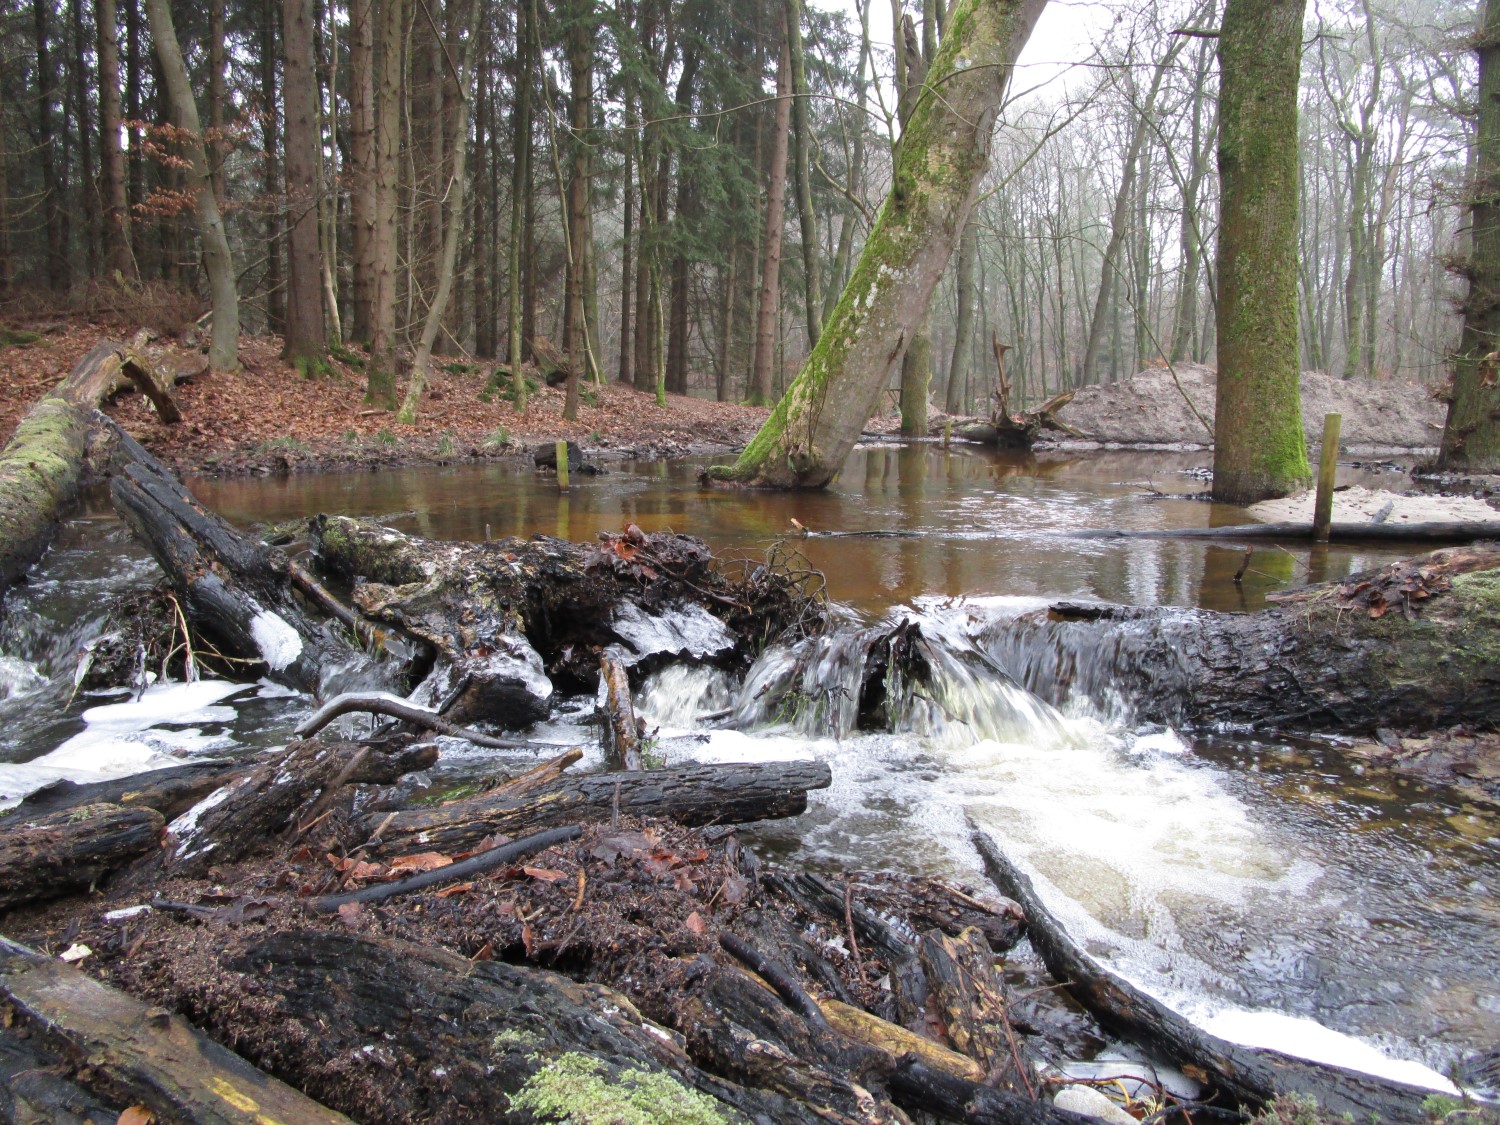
[{"x1": 1051, "y1": 364, "x2": 1446, "y2": 451}]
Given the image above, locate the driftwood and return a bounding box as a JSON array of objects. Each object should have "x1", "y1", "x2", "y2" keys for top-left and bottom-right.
[
  {"x1": 366, "y1": 759, "x2": 834, "y2": 856},
  {"x1": 0, "y1": 803, "x2": 165, "y2": 911},
  {"x1": 293, "y1": 690, "x2": 563, "y2": 750},
  {"x1": 600, "y1": 654, "x2": 644, "y2": 769},
  {"x1": 109, "y1": 427, "x2": 357, "y2": 691},
  {"x1": 990, "y1": 544, "x2": 1500, "y2": 733},
  {"x1": 162, "y1": 737, "x2": 437, "y2": 873},
  {"x1": 0, "y1": 935, "x2": 353, "y2": 1124},
  {"x1": 0, "y1": 337, "x2": 189, "y2": 590},
  {"x1": 970, "y1": 825, "x2": 1440, "y2": 1121},
  {"x1": 951, "y1": 334, "x2": 1081, "y2": 449}
]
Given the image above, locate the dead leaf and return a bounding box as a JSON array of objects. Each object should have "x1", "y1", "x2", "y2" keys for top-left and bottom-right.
[
  {"x1": 117, "y1": 1108, "x2": 157, "y2": 1125},
  {"x1": 685, "y1": 911, "x2": 707, "y2": 936},
  {"x1": 388, "y1": 851, "x2": 453, "y2": 874},
  {"x1": 436, "y1": 881, "x2": 475, "y2": 898},
  {"x1": 524, "y1": 865, "x2": 568, "y2": 883},
  {"x1": 337, "y1": 901, "x2": 363, "y2": 927},
  {"x1": 720, "y1": 874, "x2": 750, "y2": 905}
]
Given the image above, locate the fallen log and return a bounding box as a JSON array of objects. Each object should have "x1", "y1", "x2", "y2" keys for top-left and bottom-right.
[
  {"x1": 0, "y1": 803, "x2": 165, "y2": 911},
  {"x1": 1067, "y1": 520, "x2": 1500, "y2": 543},
  {"x1": 0, "y1": 935, "x2": 354, "y2": 1124},
  {"x1": 0, "y1": 1025, "x2": 123, "y2": 1123},
  {"x1": 918, "y1": 926, "x2": 1038, "y2": 1095},
  {"x1": 600, "y1": 654, "x2": 644, "y2": 769},
  {"x1": 0, "y1": 337, "x2": 188, "y2": 590},
  {"x1": 109, "y1": 427, "x2": 358, "y2": 691},
  {"x1": 367, "y1": 759, "x2": 833, "y2": 856},
  {"x1": 969, "y1": 825, "x2": 1441, "y2": 1121},
  {"x1": 162, "y1": 737, "x2": 437, "y2": 873},
  {"x1": 989, "y1": 544, "x2": 1500, "y2": 732},
  {"x1": 15, "y1": 758, "x2": 242, "y2": 819}
]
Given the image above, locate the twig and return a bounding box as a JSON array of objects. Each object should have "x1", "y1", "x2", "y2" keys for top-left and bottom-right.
[
  {"x1": 842, "y1": 882, "x2": 865, "y2": 980},
  {"x1": 294, "y1": 691, "x2": 559, "y2": 750},
  {"x1": 306, "y1": 825, "x2": 583, "y2": 912}
]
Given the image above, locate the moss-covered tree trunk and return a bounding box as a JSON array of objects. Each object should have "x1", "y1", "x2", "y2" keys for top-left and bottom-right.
[
  {"x1": 712, "y1": 0, "x2": 1046, "y2": 488},
  {"x1": 1210, "y1": 0, "x2": 1312, "y2": 503},
  {"x1": 1439, "y1": 0, "x2": 1500, "y2": 471}
]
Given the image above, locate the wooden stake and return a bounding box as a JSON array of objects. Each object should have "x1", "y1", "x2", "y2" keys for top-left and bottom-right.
[
  {"x1": 1312, "y1": 413, "x2": 1341, "y2": 542},
  {"x1": 555, "y1": 440, "x2": 570, "y2": 491}
]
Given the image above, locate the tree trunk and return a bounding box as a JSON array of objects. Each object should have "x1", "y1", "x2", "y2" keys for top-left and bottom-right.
[
  {"x1": 1439, "y1": 0, "x2": 1500, "y2": 471},
  {"x1": 785, "y1": 0, "x2": 822, "y2": 350},
  {"x1": 282, "y1": 0, "x2": 327, "y2": 363},
  {"x1": 259, "y1": 0, "x2": 284, "y2": 334},
  {"x1": 946, "y1": 219, "x2": 978, "y2": 414},
  {"x1": 366, "y1": 0, "x2": 404, "y2": 408},
  {"x1": 749, "y1": 38, "x2": 793, "y2": 406},
  {"x1": 712, "y1": 0, "x2": 1046, "y2": 487},
  {"x1": 69, "y1": 0, "x2": 99, "y2": 278},
  {"x1": 144, "y1": 0, "x2": 241, "y2": 371},
  {"x1": 33, "y1": 0, "x2": 69, "y2": 291},
  {"x1": 0, "y1": 340, "x2": 182, "y2": 591},
  {"x1": 349, "y1": 0, "x2": 376, "y2": 341},
  {"x1": 1210, "y1": 0, "x2": 1311, "y2": 502},
  {"x1": 561, "y1": 0, "x2": 595, "y2": 421},
  {"x1": 97, "y1": 0, "x2": 135, "y2": 281},
  {"x1": 508, "y1": 0, "x2": 532, "y2": 412}
]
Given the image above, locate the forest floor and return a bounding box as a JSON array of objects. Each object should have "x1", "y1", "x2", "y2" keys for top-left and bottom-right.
[
  {"x1": 1049, "y1": 362, "x2": 1448, "y2": 451},
  {"x1": 0, "y1": 320, "x2": 774, "y2": 477}
]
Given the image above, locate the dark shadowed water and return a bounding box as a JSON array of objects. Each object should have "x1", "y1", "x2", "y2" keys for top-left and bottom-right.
[{"x1": 0, "y1": 443, "x2": 1493, "y2": 1091}]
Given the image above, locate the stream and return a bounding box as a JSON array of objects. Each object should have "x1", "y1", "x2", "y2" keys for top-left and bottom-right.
[{"x1": 1, "y1": 443, "x2": 1495, "y2": 1096}]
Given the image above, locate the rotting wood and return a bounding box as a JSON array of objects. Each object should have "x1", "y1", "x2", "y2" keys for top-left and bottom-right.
[
  {"x1": 0, "y1": 935, "x2": 354, "y2": 1124},
  {"x1": 918, "y1": 926, "x2": 1037, "y2": 1095},
  {"x1": 888, "y1": 1059, "x2": 1095, "y2": 1125},
  {"x1": 0, "y1": 337, "x2": 191, "y2": 590},
  {"x1": 159, "y1": 738, "x2": 437, "y2": 874},
  {"x1": 969, "y1": 823, "x2": 1440, "y2": 1121},
  {"x1": 306, "y1": 824, "x2": 583, "y2": 911},
  {"x1": 367, "y1": 759, "x2": 833, "y2": 856},
  {"x1": 0, "y1": 803, "x2": 164, "y2": 911},
  {"x1": 600, "y1": 654, "x2": 643, "y2": 769}
]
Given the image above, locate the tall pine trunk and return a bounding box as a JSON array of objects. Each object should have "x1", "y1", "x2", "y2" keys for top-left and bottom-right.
[
  {"x1": 366, "y1": 0, "x2": 404, "y2": 407},
  {"x1": 282, "y1": 0, "x2": 327, "y2": 363},
  {"x1": 97, "y1": 0, "x2": 134, "y2": 281},
  {"x1": 749, "y1": 38, "x2": 792, "y2": 406}
]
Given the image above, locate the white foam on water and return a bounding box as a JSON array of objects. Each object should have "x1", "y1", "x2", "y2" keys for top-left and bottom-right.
[
  {"x1": 0, "y1": 655, "x2": 46, "y2": 700},
  {"x1": 1194, "y1": 1008, "x2": 1460, "y2": 1093},
  {"x1": 636, "y1": 665, "x2": 733, "y2": 730},
  {"x1": 0, "y1": 679, "x2": 251, "y2": 806},
  {"x1": 250, "y1": 609, "x2": 304, "y2": 672}
]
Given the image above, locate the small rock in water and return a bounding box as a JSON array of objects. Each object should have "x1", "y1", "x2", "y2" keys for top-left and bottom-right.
[{"x1": 1053, "y1": 1085, "x2": 1138, "y2": 1125}]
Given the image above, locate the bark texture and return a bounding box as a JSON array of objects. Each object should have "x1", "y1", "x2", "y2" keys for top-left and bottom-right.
[
  {"x1": 714, "y1": 0, "x2": 1046, "y2": 487},
  {"x1": 1439, "y1": 0, "x2": 1500, "y2": 470},
  {"x1": 1211, "y1": 0, "x2": 1311, "y2": 502},
  {"x1": 0, "y1": 804, "x2": 164, "y2": 911}
]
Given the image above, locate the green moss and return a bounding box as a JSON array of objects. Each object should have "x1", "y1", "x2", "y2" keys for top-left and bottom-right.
[
  {"x1": 508, "y1": 1054, "x2": 729, "y2": 1125},
  {"x1": 293, "y1": 355, "x2": 334, "y2": 380},
  {"x1": 490, "y1": 1028, "x2": 542, "y2": 1051}
]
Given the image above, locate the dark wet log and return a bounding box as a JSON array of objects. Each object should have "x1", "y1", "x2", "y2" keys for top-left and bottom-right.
[
  {"x1": 306, "y1": 825, "x2": 583, "y2": 911},
  {"x1": 889, "y1": 1058, "x2": 1095, "y2": 1125},
  {"x1": 309, "y1": 515, "x2": 821, "y2": 721},
  {"x1": 0, "y1": 935, "x2": 353, "y2": 1124},
  {"x1": 0, "y1": 803, "x2": 165, "y2": 911},
  {"x1": 216, "y1": 929, "x2": 802, "y2": 1125},
  {"x1": 292, "y1": 690, "x2": 560, "y2": 750},
  {"x1": 1067, "y1": 521, "x2": 1500, "y2": 543},
  {"x1": 970, "y1": 826, "x2": 1440, "y2": 1121},
  {"x1": 0, "y1": 1027, "x2": 121, "y2": 1123},
  {"x1": 0, "y1": 337, "x2": 188, "y2": 590},
  {"x1": 368, "y1": 760, "x2": 833, "y2": 856},
  {"x1": 993, "y1": 545, "x2": 1500, "y2": 733},
  {"x1": 485, "y1": 747, "x2": 584, "y2": 799},
  {"x1": 15, "y1": 759, "x2": 242, "y2": 819},
  {"x1": 108, "y1": 428, "x2": 355, "y2": 691},
  {"x1": 163, "y1": 738, "x2": 438, "y2": 873},
  {"x1": 600, "y1": 654, "x2": 643, "y2": 769},
  {"x1": 918, "y1": 926, "x2": 1038, "y2": 1095}
]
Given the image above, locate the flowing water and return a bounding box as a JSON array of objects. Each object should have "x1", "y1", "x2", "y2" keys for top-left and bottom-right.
[{"x1": 0, "y1": 444, "x2": 1494, "y2": 1092}]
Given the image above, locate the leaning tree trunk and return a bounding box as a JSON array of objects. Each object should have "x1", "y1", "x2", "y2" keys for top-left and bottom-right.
[
  {"x1": 142, "y1": 0, "x2": 240, "y2": 372},
  {"x1": 0, "y1": 339, "x2": 182, "y2": 590},
  {"x1": 988, "y1": 545, "x2": 1500, "y2": 733},
  {"x1": 711, "y1": 0, "x2": 1047, "y2": 487},
  {"x1": 1210, "y1": 0, "x2": 1311, "y2": 502},
  {"x1": 1439, "y1": 0, "x2": 1500, "y2": 471}
]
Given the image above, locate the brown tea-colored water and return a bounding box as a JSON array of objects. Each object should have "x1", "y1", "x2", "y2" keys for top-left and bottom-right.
[{"x1": 194, "y1": 445, "x2": 1411, "y2": 614}]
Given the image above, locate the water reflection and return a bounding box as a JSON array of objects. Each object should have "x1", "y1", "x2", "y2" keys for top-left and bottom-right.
[{"x1": 191, "y1": 444, "x2": 1415, "y2": 615}]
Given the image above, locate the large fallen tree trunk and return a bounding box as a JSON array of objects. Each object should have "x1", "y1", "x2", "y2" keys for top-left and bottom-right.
[
  {"x1": 367, "y1": 759, "x2": 834, "y2": 856},
  {"x1": 969, "y1": 825, "x2": 1440, "y2": 1121},
  {"x1": 0, "y1": 338, "x2": 187, "y2": 590},
  {"x1": 108, "y1": 427, "x2": 360, "y2": 691},
  {"x1": 985, "y1": 545, "x2": 1500, "y2": 732},
  {"x1": 0, "y1": 935, "x2": 354, "y2": 1124},
  {"x1": 0, "y1": 803, "x2": 164, "y2": 911}
]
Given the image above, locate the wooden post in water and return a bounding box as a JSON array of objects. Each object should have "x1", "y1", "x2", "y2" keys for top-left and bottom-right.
[
  {"x1": 555, "y1": 440, "x2": 570, "y2": 491},
  {"x1": 943, "y1": 419, "x2": 951, "y2": 448},
  {"x1": 1312, "y1": 413, "x2": 1342, "y2": 542}
]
